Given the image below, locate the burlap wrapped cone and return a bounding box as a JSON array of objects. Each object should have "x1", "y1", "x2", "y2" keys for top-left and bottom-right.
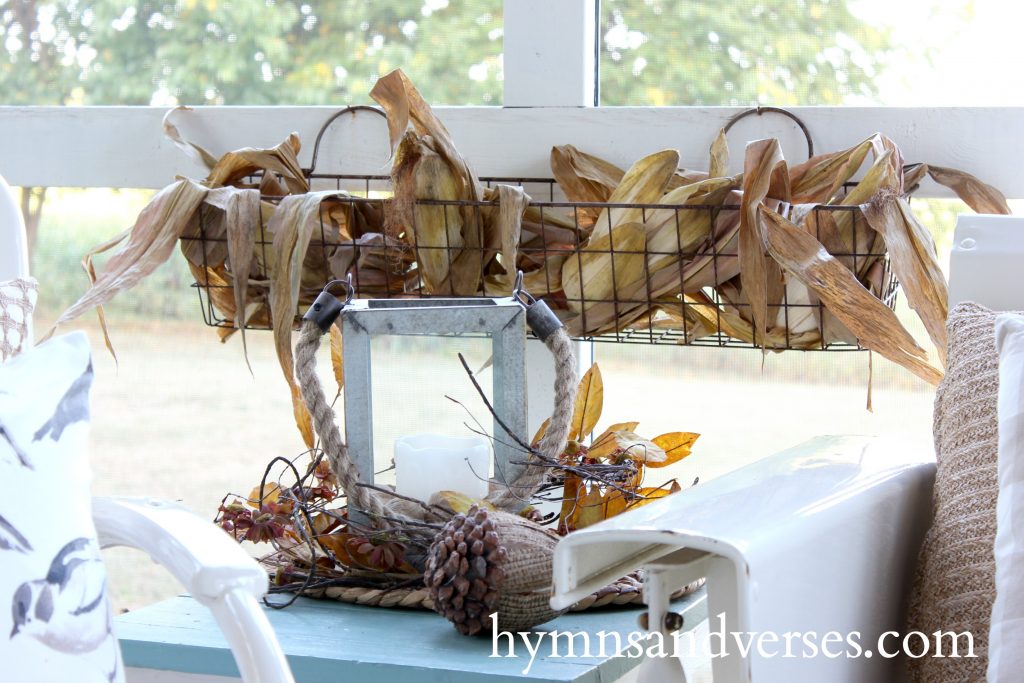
[{"x1": 424, "y1": 504, "x2": 565, "y2": 635}]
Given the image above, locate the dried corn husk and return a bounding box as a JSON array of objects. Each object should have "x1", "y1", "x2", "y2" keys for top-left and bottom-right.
[
  {"x1": 789, "y1": 137, "x2": 873, "y2": 204},
  {"x1": 372, "y1": 69, "x2": 485, "y2": 296},
  {"x1": 268, "y1": 191, "x2": 350, "y2": 449},
  {"x1": 708, "y1": 129, "x2": 730, "y2": 179},
  {"x1": 739, "y1": 138, "x2": 790, "y2": 351},
  {"x1": 46, "y1": 179, "x2": 210, "y2": 348},
  {"x1": 494, "y1": 184, "x2": 531, "y2": 291},
  {"x1": 862, "y1": 191, "x2": 949, "y2": 366},
  {"x1": 205, "y1": 133, "x2": 308, "y2": 195},
  {"x1": 587, "y1": 150, "x2": 679, "y2": 242},
  {"x1": 644, "y1": 176, "x2": 738, "y2": 273},
  {"x1": 550, "y1": 144, "x2": 625, "y2": 227},
  {"x1": 924, "y1": 164, "x2": 1011, "y2": 215},
  {"x1": 562, "y1": 222, "x2": 647, "y2": 331},
  {"x1": 204, "y1": 186, "x2": 261, "y2": 369},
  {"x1": 759, "y1": 206, "x2": 942, "y2": 385}
]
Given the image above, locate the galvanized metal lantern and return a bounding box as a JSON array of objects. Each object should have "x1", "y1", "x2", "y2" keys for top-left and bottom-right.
[{"x1": 340, "y1": 295, "x2": 529, "y2": 502}]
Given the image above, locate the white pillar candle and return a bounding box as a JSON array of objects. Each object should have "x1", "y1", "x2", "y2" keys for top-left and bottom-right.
[{"x1": 394, "y1": 434, "x2": 491, "y2": 502}]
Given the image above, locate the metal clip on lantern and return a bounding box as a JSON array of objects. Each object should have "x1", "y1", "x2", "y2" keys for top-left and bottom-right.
[{"x1": 295, "y1": 273, "x2": 580, "y2": 635}]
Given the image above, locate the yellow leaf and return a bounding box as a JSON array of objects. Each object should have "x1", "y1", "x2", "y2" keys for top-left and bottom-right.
[
  {"x1": 247, "y1": 482, "x2": 282, "y2": 507},
  {"x1": 648, "y1": 432, "x2": 701, "y2": 468},
  {"x1": 628, "y1": 485, "x2": 677, "y2": 509},
  {"x1": 558, "y1": 474, "x2": 582, "y2": 534},
  {"x1": 329, "y1": 320, "x2": 344, "y2": 397},
  {"x1": 570, "y1": 364, "x2": 604, "y2": 441},
  {"x1": 589, "y1": 421, "x2": 640, "y2": 453},
  {"x1": 572, "y1": 484, "x2": 605, "y2": 530},
  {"x1": 593, "y1": 431, "x2": 667, "y2": 464},
  {"x1": 291, "y1": 384, "x2": 315, "y2": 449},
  {"x1": 532, "y1": 417, "x2": 551, "y2": 446},
  {"x1": 435, "y1": 491, "x2": 496, "y2": 514},
  {"x1": 603, "y1": 490, "x2": 630, "y2": 519}
]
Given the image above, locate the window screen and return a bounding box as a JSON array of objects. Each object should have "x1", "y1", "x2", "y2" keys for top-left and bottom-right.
[{"x1": 599, "y1": 0, "x2": 1023, "y2": 107}]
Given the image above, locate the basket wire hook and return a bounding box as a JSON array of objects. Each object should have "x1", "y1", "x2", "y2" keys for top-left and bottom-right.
[{"x1": 723, "y1": 106, "x2": 814, "y2": 160}]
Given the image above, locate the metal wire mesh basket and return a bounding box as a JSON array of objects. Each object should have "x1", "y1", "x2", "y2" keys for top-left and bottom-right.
[{"x1": 183, "y1": 170, "x2": 897, "y2": 351}]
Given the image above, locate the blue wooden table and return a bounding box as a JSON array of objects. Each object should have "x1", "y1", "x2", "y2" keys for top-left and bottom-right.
[{"x1": 116, "y1": 589, "x2": 706, "y2": 682}]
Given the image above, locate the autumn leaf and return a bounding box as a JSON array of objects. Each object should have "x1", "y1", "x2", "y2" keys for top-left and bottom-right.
[
  {"x1": 309, "y1": 512, "x2": 339, "y2": 536},
  {"x1": 558, "y1": 474, "x2": 582, "y2": 534},
  {"x1": 572, "y1": 484, "x2": 606, "y2": 530},
  {"x1": 329, "y1": 320, "x2": 344, "y2": 398},
  {"x1": 603, "y1": 489, "x2": 630, "y2": 518},
  {"x1": 628, "y1": 482, "x2": 682, "y2": 509},
  {"x1": 570, "y1": 364, "x2": 604, "y2": 441},
  {"x1": 318, "y1": 533, "x2": 416, "y2": 574},
  {"x1": 434, "y1": 490, "x2": 497, "y2": 515},
  {"x1": 247, "y1": 482, "x2": 282, "y2": 507},
  {"x1": 532, "y1": 417, "x2": 551, "y2": 446},
  {"x1": 589, "y1": 421, "x2": 641, "y2": 454},
  {"x1": 648, "y1": 432, "x2": 701, "y2": 468},
  {"x1": 586, "y1": 430, "x2": 665, "y2": 464}
]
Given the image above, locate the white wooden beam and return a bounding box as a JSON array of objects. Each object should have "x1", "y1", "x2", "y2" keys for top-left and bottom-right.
[
  {"x1": 503, "y1": 0, "x2": 597, "y2": 107},
  {"x1": 1, "y1": 106, "x2": 1022, "y2": 198}
]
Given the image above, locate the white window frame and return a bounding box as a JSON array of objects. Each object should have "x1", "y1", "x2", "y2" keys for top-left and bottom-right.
[
  {"x1": 0, "y1": 0, "x2": 1019, "y2": 430},
  {"x1": 0, "y1": 0, "x2": 1021, "y2": 196}
]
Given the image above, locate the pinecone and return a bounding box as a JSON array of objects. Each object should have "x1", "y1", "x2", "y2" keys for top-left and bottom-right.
[{"x1": 424, "y1": 504, "x2": 565, "y2": 635}]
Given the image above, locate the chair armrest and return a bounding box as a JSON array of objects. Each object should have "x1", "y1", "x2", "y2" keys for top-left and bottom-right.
[
  {"x1": 93, "y1": 497, "x2": 295, "y2": 683},
  {"x1": 93, "y1": 496, "x2": 266, "y2": 602},
  {"x1": 551, "y1": 435, "x2": 936, "y2": 683}
]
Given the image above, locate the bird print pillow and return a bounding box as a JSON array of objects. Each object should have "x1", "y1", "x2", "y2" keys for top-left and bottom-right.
[{"x1": 0, "y1": 332, "x2": 123, "y2": 683}]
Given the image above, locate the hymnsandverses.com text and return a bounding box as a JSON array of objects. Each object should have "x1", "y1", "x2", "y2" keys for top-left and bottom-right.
[{"x1": 489, "y1": 612, "x2": 977, "y2": 675}]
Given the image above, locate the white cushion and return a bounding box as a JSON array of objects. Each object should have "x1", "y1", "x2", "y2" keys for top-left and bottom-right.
[
  {"x1": 990, "y1": 313, "x2": 1024, "y2": 681},
  {"x1": 0, "y1": 332, "x2": 123, "y2": 683}
]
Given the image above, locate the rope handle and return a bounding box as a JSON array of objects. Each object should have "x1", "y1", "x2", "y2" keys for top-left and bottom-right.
[{"x1": 295, "y1": 275, "x2": 577, "y2": 526}]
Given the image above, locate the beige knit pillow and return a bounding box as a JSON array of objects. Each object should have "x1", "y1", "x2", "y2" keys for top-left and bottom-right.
[{"x1": 908, "y1": 301, "x2": 1003, "y2": 682}]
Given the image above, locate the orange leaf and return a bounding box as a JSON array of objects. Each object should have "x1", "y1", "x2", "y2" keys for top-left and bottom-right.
[
  {"x1": 648, "y1": 432, "x2": 700, "y2": 468},
  {"x1": 318, "y1": 533, "x2": 376, "y2": 569},
  {"x1": 291, "y1": 384, "x2": 315, "y2": 449},
  {"x1": 570, "y1": 364, "x2": 604, "y2": 441},
  {"x1": 309, "y1": 512, "x2": 338, "y2": 536}
]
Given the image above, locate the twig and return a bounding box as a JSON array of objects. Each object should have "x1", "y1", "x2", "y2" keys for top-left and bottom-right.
[{"x1": 456, "y1": 352, "x2": 535, "y2": 453}]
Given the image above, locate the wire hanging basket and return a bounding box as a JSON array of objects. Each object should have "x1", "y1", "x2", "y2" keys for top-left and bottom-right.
[{"x1": 181, "y1": 105, "x2": 900, "y2": 351}]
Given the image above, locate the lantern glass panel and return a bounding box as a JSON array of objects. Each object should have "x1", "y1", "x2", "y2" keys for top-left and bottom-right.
[{"x1": 367, "y1": 335, "x2": 495, "y2": 487}]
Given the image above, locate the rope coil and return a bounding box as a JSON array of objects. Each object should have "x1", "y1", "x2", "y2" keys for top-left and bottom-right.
[{"x1": 295, "y1": 277, "x2": 578, "y2": 526}]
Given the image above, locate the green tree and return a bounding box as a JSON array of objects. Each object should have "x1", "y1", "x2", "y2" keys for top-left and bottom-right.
[
  {"x1": 0, "y1": 0, "x2": 503, "y2": 249},
  {"x1": 1, "y1": 0, "x2": 899, "y2": 252},
  {"x1": 599, "y1": 0, "x2": 888, "y2": 106}
]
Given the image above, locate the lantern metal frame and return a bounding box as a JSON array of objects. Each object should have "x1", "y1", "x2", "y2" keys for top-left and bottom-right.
[{"x1": 341, "y1": 296, "x2": 528, "y2": 510}]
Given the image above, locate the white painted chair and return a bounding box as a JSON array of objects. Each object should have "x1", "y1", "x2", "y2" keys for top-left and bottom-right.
[{"x1": 0, "y1": 174, "x2": 295, "y2": 683}]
